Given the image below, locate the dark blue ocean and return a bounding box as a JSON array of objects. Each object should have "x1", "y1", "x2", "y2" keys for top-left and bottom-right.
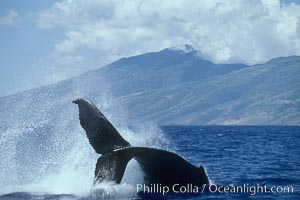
[
  {"x1": 161, "y1": 126, "x2": 300, "y2": 200},
  {"x1": 0, "y1": 126, "x2": 299, "y2": 200}
]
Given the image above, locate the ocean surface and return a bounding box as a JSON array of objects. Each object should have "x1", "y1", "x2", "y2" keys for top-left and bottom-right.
[{"x1": 0, "y1": 126, "x2": 299, "y2": 199}]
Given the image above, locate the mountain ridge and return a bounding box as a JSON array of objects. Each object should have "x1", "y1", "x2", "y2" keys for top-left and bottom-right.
[
  {"x1": 2, "y1": 45, "x2": 298, "y2": 100},
  {"x1": 0, "y1": 46, "x2": 299, "y2": 127}
]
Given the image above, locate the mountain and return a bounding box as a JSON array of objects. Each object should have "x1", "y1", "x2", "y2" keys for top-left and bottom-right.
[{"x1": 0, "y1": 45, "x2": 299, "y2": 132}]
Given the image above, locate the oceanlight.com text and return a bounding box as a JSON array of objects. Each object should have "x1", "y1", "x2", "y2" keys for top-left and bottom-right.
[{"x1": 207, "y1": 184, "x2": 294, "y2": 196}]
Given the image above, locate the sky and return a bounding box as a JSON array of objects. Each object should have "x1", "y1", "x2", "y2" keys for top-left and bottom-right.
[{"x1": 0, "y1": 0, "x2": 300, "y2": 97}]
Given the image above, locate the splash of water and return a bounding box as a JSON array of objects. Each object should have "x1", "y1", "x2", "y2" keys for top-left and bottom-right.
[{"x1": 0, "y1": 92, "x2": 170, "y2": 197}]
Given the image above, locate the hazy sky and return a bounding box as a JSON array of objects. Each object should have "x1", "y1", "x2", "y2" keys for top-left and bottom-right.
[{"x1": 1, "y1": 0, "x2": 300, "y2": 97}]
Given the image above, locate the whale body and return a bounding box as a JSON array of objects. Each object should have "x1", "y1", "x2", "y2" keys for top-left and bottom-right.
[{"x1": 73, "y1": 98, "x2": 209, "y2": 188}]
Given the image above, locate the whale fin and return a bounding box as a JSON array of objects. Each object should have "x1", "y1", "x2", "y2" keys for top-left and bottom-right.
[
  {"x1": 73, "y1": 98, "x2": 130, "y2": 154},
  {"x1": 94, "y1": 150, "x2": 132, "y2": 184}
]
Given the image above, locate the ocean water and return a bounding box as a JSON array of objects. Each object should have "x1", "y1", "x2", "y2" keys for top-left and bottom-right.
[
  {"x1": 0, "y1": 126, "x2": 299, "y2": 199},
  {"x1": 161, "y1": 126, "x2": 300, "y2": 200}
]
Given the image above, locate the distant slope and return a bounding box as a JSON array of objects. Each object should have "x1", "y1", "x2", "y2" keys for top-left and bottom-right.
[
  {"x1": 0, "y1": 45, "x2": 299, "y2": 132},
  {"x1": 118, "y1": 57, "x2": 299, "y2": 125}
]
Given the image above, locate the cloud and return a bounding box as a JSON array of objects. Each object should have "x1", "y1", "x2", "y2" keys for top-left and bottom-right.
[
  {"x1": 35, "y1": 0, "x2": 300, "y2": 65},
  {"x1": 0, "y1": 10, "x2": 21, "y2": 27}
]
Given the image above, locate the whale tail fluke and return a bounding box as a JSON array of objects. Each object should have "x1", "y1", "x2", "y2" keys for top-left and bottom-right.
[
  {"x1": 73, "y1": 98, "x2": 209, "y2": 186},
  {"x1": 73, "y1": 98, "x2": 130, "y2": 154},
  {"x1": 94, "y1": 150, "x2": 132, "y2": 184}
]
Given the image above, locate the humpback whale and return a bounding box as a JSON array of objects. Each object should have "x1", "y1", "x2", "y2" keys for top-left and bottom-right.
[{"x1": 73, "y1": 98, "x2": 209, "y2": 189}]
